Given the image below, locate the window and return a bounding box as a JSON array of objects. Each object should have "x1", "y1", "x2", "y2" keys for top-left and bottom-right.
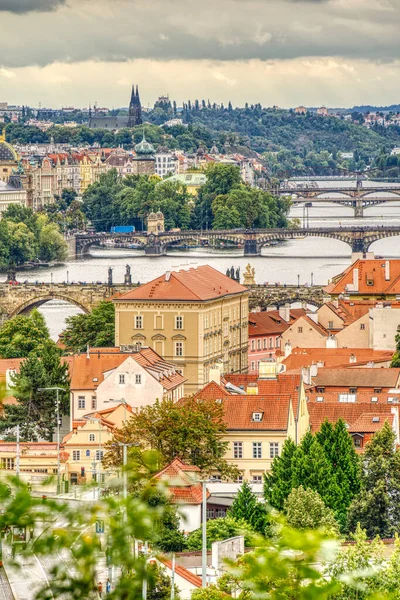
[
  {"x1": 257, "y1": 339, "x2": 261, "y2": 350},
  {"x1": 339, "y1": 393, "x2": 356, "y2": 403},
  {"x1": 353, "y1": 437, "x2": 362, "y2": 448},
  {"x1": 119, "y1": 374, "x2": 125, "y2": 385},
  {"x1": 317, "y1": 387, "x2": 325, "y2": 393},
  {"x1": 86, "y1": 450, "x2": 90, "y2": 457},
  {"x1": 374, "y1": 388, "x2": 382, "y2": 394},
  {"x1": 95, "y1": 450, "x2": 104, "y2": 461},
  {"x1": 89, "y1": 434, "x2": 95, "y2": 442},
  {"x1": 252, "y1": 412, "x2": 263, "y2": 422},
  {"x1": 251, "y1": 340, "x2": 255, "y2": 351},
  {"x1": 251, "y1": 361, "x2": 255, "y2": 371},
  {"x1": 263, "y1": 338, "x2": 267, "y2": 349},
  {"x1": 175, "y1": 316, "x2": 183, "y2": 330},
  {"x1": 316, "y1": 396, "x2": 324, "y2": 402},
  {"x1": 360, "y1": 323, "x2": 366, "y2": 330},
  {"x1": 91, "y1": 397, "x2": 97, "y2": 410},
  {"x1": 206, "y1": 508, "x2": 215, "y2": 519},
  {"x1": 269, "y1": 337, "x2": 273, "y2": 348},
  {"x1": 175, "y1": 342, "x2": 183, "y2": 357},
  {"x1": 252, "y1": 475, "x2": 262, "y2": 484},
  {"x1": 78, "y1": 396, "x2": 85, "y2": 410},
  {"x1": 135, "y1": 374, "x2": 142, "y2": 385},
  {"x1": 135, "y1": 315, "x2": 143, "y2": 329},
  {"x1": 1, "y1": 458, "x2": 14, "y2": 470},
  {"x1": 236, "y1": 475, "x2": 243, "y2": 484},
  {"x1": 276, "y1": 337, "x2": 280, "y2": 348},
  {"x1": 270, "y1": 442, "x2": 279, "y2": 458},
  {"x1": 233, "y1": 441, "x2": 243, "y2": 459},
  {"x1": 72, "y1": 451, "x2": 81, "y2": 461},
  {"x1": 349, "y1": 387, "x2": 357, "y2": 394},
  {"x1": 328, "y1": 321, "x2": 334, "y2": 329},
  {"x1": 371, "y1": 396, "x2": 378, "y2": 403},
  {"x1": 253, "y1": 442, "x2": 262, "y2": 459},
  {"x1": 298, "y1": 327, "x2": 303, "y2": 333}
]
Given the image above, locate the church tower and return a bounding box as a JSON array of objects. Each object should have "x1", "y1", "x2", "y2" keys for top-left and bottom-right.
[{"x1": 128, "y1": 84, "x2": 143, "y2": 127}]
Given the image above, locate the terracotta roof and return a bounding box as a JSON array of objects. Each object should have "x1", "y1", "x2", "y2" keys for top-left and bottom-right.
[
  {"x1": 308, "y1": 403, "x2": 394, "y2": 434},
  {"x1": 324, "y1": 259, "x2": 400, "y2": 295},
  {"x1": 283, "y1": 348, "x2": 394, "y2": 371},
  {"x1": 69, "y1": 347, "x2": 185, "y2": 391},
  {"x1": 159, "y1": 559, "x2": 202, "y2": 588},
  {"x1": 307, "y1": 389, "x2": 400, "y2": 403},
  {"x1": 156, "y1": 457, "x2": 201, "y2": 479},
  {"x1": 311, "y1": 368, "x2": 400, "y2": 389},
  {"x1": 223, "y1": 372, "x2": 301, "y2": 398},
  {"x1": 114, "y1": 266, "x2": 248, "y2": 302},
  {"x1": 193, "y1": 381, "x2": 232, "y2": 399},
  {"x1": 348, "y1": 412, "x2": 394, "y2": 433},
  {"x1": 324, "y1": 301, "x2": 372, "y2": 326},
  {"x1": 169, "y1": 483, "x2": 204, "y2": 504},
  {"x1": 248, "y1": 309, "x2": 306, "y2": 337},
  {"x1": 154, "y1": 458, "x2": 207, "y2": 506}
]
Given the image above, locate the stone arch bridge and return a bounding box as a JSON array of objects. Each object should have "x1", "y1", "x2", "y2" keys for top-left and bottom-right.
[
  {"x1": 70, "y1": 226, "x2": 400, "y2": 257},
  {"x1": 0, "y1": 281, "x2": 326, "y2": 324}
]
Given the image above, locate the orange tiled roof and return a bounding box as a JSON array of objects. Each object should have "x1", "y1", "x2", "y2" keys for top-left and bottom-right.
[
  {"x1": 311, "y1": 368, "x2": 400, "y2": 389},
  {"x1": 324, "y1": 259, "x2": 400, "y2": 295},
  {"x1": 159, "y1": 559, "x2": 202, "y2": 588},
  {"x1": 224, "y1": 372, "x2": 301, "y2": 397},
  {"x1": 248, "y1": 309, "x2": 306, "y2": 337},
  {"x1": 283, "y1": 348, "x2": 393, "y2": 371},
  {"x1": 114, "y1": 266, "x2": 247, "y2": 302},
  {"x1": 69, "y1": 347, "x2": 186, "y2": 391},
  {"x1": 308, "y1": 403, "x2": 394, "y2": 434}
]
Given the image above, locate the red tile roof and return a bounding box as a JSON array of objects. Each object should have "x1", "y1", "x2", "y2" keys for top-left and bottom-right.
[
  {"x1": 311, "y1": 368, "x2": 400, "y2": 389},
  {"x1": 159, "y1": 559, "x2": 202, "y2": 588},
  {"x1": 114, "y1": 266, "x2": 248, "y2": 302},
  {"x1": 224, "y1": 372, "x2": 301, "y2": 397},
  {"x1": 248, "y1": 309, "x2": 306, "y2": 337},
  {"x1": 154, "y1": 458, "x2": 206, "y2": 505},
  {"x1": 283, "y1": 348, "x2": 393, "y2": 371},
  {"x1": 308, "y1": 403, "x2": 394, "y2": 434},
  {"x1": 325, "y1": 259, "x2": 400, "y2": 296},
  {"x1": 69, "y1": 347, "x2": 185, "y2": 391}
]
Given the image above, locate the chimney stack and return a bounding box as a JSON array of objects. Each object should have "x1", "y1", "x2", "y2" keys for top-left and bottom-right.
[
  {"x1": 279, "y1": 303, "x2": 290, "y2": 323},
  {"x1": 385, "y1": 260, "x2": 390, "y2": 281}
]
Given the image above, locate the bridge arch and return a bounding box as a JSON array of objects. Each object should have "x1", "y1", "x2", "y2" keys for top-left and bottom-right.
[
  {"x1": 9, "y1": 294, "x2": 90, "y2": 318},
  {"x1": 76, "y1": 236, "x2": 146, "y2": 256},
  {"x1": 256, "y1": 232, "x2": 354, "y2": 252}
]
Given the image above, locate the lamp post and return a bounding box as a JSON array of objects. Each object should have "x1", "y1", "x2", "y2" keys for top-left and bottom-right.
[
  {"x1": 105, "y1": 398, "x2": 129, "y2": 497},
  {"x1": 38, "y1": 386, "x2": 64, "y2": 494},
  {"x1": 311, "y1": 272, "x2": 314, "y2": 286},
  {"x1": 83, "y1": 415, "x2": 102, "y2": 499},
  {"x1": 297, "y1": 274, "x2": 300, "y2": 288},
  {"x1": 200, "y1": 480, "x2": 209, "y2": 588}
]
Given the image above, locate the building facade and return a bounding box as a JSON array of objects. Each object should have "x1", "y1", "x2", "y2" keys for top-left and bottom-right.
[{"x1": 114, "y1": 266, "x2": 249, "y2": 394}]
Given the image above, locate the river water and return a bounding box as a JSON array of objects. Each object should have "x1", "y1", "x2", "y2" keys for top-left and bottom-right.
[{"x1": 11, "y1": 201, "x2": 400, "y2": 339}]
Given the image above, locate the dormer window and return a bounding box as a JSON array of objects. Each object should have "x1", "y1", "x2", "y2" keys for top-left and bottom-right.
[
  {"x1": 317, "y1": 387, "x2": 325, "y2": 393},
  {"x1": 252, "y1": 412, "x2": 263, "y2": 422},
  {"x1": 374, "y1": 388, "x2": 382, "y2": 394}
]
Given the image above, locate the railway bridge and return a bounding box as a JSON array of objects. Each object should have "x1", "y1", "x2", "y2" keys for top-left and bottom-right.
[{"x1": 69, "y1": 225, "x2": 400, "y2": 257}]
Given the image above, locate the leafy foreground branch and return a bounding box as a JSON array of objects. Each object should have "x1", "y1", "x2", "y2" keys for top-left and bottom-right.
[{"x1": 0, "y1": 471, "x2": 398, "y2": 600}]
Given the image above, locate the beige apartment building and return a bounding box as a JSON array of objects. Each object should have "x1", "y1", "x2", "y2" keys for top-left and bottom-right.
[{"x1": 114, "y1": 266, "x2": 249, "y2": 394}]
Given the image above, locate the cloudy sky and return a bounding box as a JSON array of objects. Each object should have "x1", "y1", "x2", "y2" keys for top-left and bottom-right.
[{"x1": 1, "y1": 0, "x2": 400, "y2": 108}]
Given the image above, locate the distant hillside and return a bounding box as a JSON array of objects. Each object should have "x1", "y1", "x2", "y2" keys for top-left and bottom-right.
[{"x1": 352, "y1": 105, "x2": 400, "y2": 113}]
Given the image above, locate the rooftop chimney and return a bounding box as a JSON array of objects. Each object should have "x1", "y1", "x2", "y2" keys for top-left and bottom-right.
[
  {"x1": 165, "y1": 271, "x2": 171, "y2": 282},
  {"x1": 385, "y1": 260, "x2": 390, "y2": 281},
  {"x1": 86, "y1": 344, "x2": 90, "y2": 359},
  {"x1": 279, "y1": 303, "x2": 290, "y2": 323},
  {"x1": 284, "y1": 342, "x2": 292, "y2": 358},
  {"x1": 353, "y1": 268, "x2": 359, "y2": 292}
]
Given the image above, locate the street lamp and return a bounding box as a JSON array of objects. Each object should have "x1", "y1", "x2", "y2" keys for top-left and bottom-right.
[
  {"x1": 105, "y1": 398, "x2": 131, "y2": 500},
  {"x1": 297, "y1": 274, "x2": 300, "y2": 288},
  {"x1": 38, "y1": 386, "x2": 64, "y2": 494},
  {"x1": 311, "y1": 272, "x2": 314, "y2": 286},
  {"x1": 83, "y1": 415, "x2": 103, "y2": 499}
]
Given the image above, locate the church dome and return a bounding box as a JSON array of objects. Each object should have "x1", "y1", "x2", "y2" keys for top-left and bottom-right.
[
  {"x1": 0, "y1": 132, "x2": 18, "y2": 163},
  {"x1": 148, "y1": 212, "x2": 157, "y2": 219},
  {"x1": 135, "y1": 135, "x2": 155, "y2": 156},
  {"x1": 196, "y1": 146, "x2": 205, "y2": 156},
  {"x1": 156, "y1": 211, "x2": 164, "y2": 219}
]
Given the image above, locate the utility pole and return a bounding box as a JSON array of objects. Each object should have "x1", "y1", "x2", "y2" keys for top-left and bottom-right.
[{"x1": 202, "y1": 480, "x2": 207, "y2": 587}]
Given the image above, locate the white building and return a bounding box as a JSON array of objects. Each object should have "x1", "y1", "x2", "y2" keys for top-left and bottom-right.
[
  {"x1": 0, "y1": 178, "x2": 27, "y2": 217},
  {"x1": 155, "y1": 146, "x2": 177, "y2": 178}
]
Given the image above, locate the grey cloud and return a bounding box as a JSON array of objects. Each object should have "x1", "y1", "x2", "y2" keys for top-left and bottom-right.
[
  {"x1": 0, "y1": 0, "x2": 65, "y2": 13},
  {"x1": 1, "y1": 0, "x2": 400, "y2": 67}
]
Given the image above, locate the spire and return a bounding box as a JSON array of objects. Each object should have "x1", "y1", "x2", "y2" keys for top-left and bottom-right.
[
  {"x1": 136, "y1": 85, "x2": 139, "y2": 98},
  {"x1": 130, "y1": 84, "x2": 136, "y2": 105}
]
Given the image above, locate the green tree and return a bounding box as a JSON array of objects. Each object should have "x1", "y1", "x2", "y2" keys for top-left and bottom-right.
[
  {"x1": 0, "y1": 309, "x2": 50, "y2": 358},
  {"x1": 37, "y1": 222, "x2": 68, "y2": 262},
  {"x1": 186, "y1": 515, "x2": 252, "y2": 550},
  {"x1": 192, "y1": 163, "x2": 242, "y2": 229},
  {"x1": 147, "y1": 563, "x2": 180, "y2": 600},
  {"x1": 0, "y1": 220, "x2": 36, "y2": 267},
  {"x1": 82, "y1": 169, "x2": 124, "y2": 231},
  {"x1": 284, "y1": 486, "x2": 339, "y2": 536},
  {"x1": 146, "y1": 488, "x2": 186, "y2": 553},
  {"x1": 264, "y1": 438, "x2": 297, "y2": 511},
  {"x1": 62, "y1": 301, "x2": 115, "y2": 353},
  {"x1": 230, "y1": 481, "x2": 269, "y2": 534},
  {"x1": 0, "y1": 341, "x2": 70, "y2": 441},
  {"x1": 347, "y1": 420, "x2": 400, "y2": 538},
  {"x1": 106, "y1": 397, "x2": 238, "y2": 479}
]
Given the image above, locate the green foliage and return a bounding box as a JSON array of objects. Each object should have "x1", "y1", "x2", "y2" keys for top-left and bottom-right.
[
  {"x1": 0, "y1": 206, "x2": 67, "y2": 268},
  {"x1": 284, "y1": 486, "x2": 340, "y2": 536},
  {"x1": 265, "y1": 420, "x2": 361, "y2": 530},
  {"x1": 391, "y1": 330, "x2": 400, "y2": 366},
  {"x1": 186, "y1": 515, "x2": 252, "y2": 551},
  {"x1": 347, "y1": 421, "x2": 400, "y2": 538},
  {"x1": 106, "y1": 397, "x2": 238, "y2": 479},
  {"x1": 145, "y1": 488, "x2": 186, "y2": 553},
  {"x1": 62, "y1": 301, "x2": 115, "y2": 353},
  {"x1": 192, "y1": 163, "x2": 242, "y2": 229},
  {"x1": 191, "y1": 586, "x2": 229, "y2": 600},
  {"x1": 212, "y1": 187, "x2": 289, "y2": 229},
  {"x1": 0, "y1": 340, "x2": 70, "y2": 441},
  {"x1": 229, "y1": 481, "x2": 269, "y2": 534},
  {"x1": 0, "y1": 308, "x2": 50, "y2": 358}
]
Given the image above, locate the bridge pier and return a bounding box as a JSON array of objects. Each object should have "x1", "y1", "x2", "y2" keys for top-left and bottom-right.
[
  {"x1": 354, "y1": 200, "x2": 364, "y2": 219},
  {"x1": 244, "y1": 240, "x2": 261, "y2": 256},
  {"x1": 144, "y1": 245, "x2": 166, "y2": 256},
  {"x1": 351, "y1": 238, "x2": 367, "y2": 253}
]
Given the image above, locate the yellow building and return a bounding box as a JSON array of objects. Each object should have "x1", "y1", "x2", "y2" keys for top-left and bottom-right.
[
  {"x1": 194, "y1": 365, "x2": 309, "y2": 481},
  {"x1": 113, "y1": 266, "x2": 249, "y2": 394},
  {"x1": 157, "y1": 172, "x2": 207, "y2": 196}
]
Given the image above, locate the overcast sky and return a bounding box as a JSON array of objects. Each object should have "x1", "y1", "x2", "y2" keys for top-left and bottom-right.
[{"x1": 1, "y1": 0, "x2": 400, "y2": 108}]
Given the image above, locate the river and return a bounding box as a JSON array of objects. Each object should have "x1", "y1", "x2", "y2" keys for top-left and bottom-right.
[{"x1": 11, "y1": 201, "x2": 400, "y2": 339}]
